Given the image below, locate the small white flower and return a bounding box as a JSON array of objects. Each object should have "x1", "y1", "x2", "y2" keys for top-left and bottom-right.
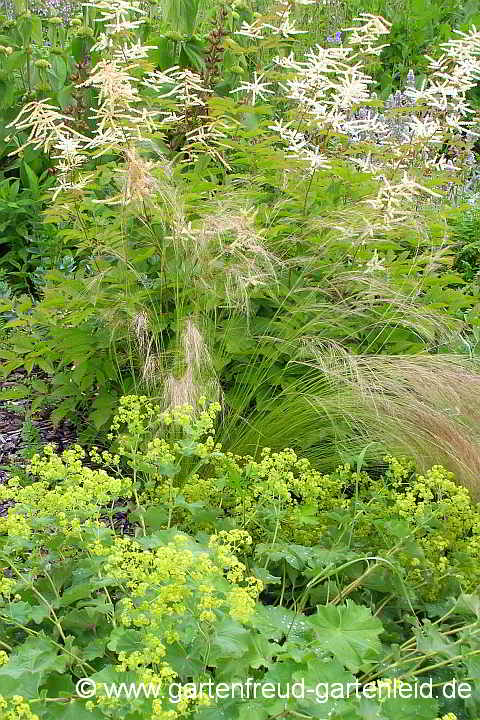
[
  {"x1": 365, "y1": 249, "x2": 385, "y2": 273},
  {"x1": 351, "y1": 153, "x2": 383, "y2": 173},
  {"x1": 91, "y1": 32, "x2": 113, "y2": 52},
  {"x1": 6, "y1": 99, "x2": 88, "y2": 155},
  {"x1": 365, "y1": 172, "x2": 442, "y2": 223},
  {"x1": 79, "y1": 60, "x2": 140, "y2": 109},
  {"x1": 407, "y1": 115, "x2": 443, "y2": 144},
  {"x1": 230, "y1": 71, "x2": 274, "y2": 104},
  {"x1": 84, "y1": 126, "x2": 128, "y2": 155},
  {"x1": 269, "y1": 122, "x2": 309, "y2": 157},
  {"x1": 301, "y1": 146, "x2": 331, "y2": 171},
  {"x1": 234, "y1": 20, "x2": 265, "y2": 39},
  {"x1": 175, "y1": 69, "x2": 213, "y2": 108},
  {"x1": 343, "y1": 13, "x2": 391, "y2": 53},
  {"x1": 113, "y1": 41, "x2": 156, "y2": 62},
  {"x1": 325, "y1": 69, "x2": 373, "y2": 110},
  {"x1": 446, "y1": 113, "x2": 480, "y2": 136},
  {"x1": 52, "y1": 135, "x2": 87, "y2": 161},
  {"x1": 52, "y1": 173, "x2": 94, "y2": 200},
  {"x1": 263, "y1": 15, "x2": 307, "y2": 38},
  {"x1": 142, "y1": 67, "x2": 182, "y2": 98},
  {"x1": 84, "y1": 0, "x2": 146, "y2": 34},
  {"x1": 159, "y1": 111, "x2": 186, "y2": 125},
  {"x1": 427, "y1": 155, "x2": 460, "y2": 171},
  {"x1": 83, "y1": 0, "x2": 146, "y2": 15}
]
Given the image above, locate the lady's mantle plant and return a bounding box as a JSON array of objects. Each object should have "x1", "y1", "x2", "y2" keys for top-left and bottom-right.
[{"x1": 1, "y1": 398, "x2": 480, "y2": 718}]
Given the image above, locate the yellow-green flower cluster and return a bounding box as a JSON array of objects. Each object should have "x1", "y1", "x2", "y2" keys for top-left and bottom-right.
[
  {"x1": 82, "y1": 531, "x2": 262, "y2": 718},
  {"x1": 100, "y1": 397, "x2": 480, "y2": 601},
  {"x1": 0, "y1": 651, "x2": 9, "y2": 666},
  {"x1": 110, "y1": 395, "x2": 159, "y2": 439},
  {"x1": 5, "y1": 391, "x2": 479, "y2": 612},
  {"x1": 0, "y1": 696, "x2": 39, "y2": 720},
  {"x1": 160, "y1": 400, "x2": 221, "y2": 442},
  {"x1": 345, "y1": 458, "x2": 480, "y2": 598},
  {"x1": 209, "y1": 530, "x2": 263, "y2": 621},
  {"x1": 383, "y1": 455, "x2": 416, "y2": 482},
  {"x1": 93, "y1": 531, "x2": 262, "y2": 631},
  {"x1": 392, "y1": 465, "x2": 472, "y2": 537},
  {"x1": 0, "y1": 444, "x2": 133, "y2": 541},
  {"x1": 0, "y1": 577, "x2": 16, "y2": 599},
  {"x1": 96, "y1": 397, "x2": 223, "y2": 510},
  {"x1": 108, "y1": 395, "x2": 221, "y2": 447},
  {"x1": 0, "y1": 513, "x2": 32, "y2": 539},
  {"x1": 182, "y1": 447, "x2": 346, "y2": 542}
]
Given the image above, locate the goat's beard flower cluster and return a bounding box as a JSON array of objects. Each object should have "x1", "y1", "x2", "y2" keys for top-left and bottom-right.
[
  {"x1": 234, "y1": 0, "x2": 306, "y2": 41},
  {"x1": 230, "y1": 70, "x2": 274, "y2": 105},
  {"x1": 364, "y1": 172, "x2": 442, "y2": 225},
  {"x1": 83, "y1": 0, "x2": 146, "y2": 34},
  {"x1": 272, "y1": 35, "x2": 378, "y2": 140},
  {"x1": 142, "y1": 67, "x2": 234, "y2": 166},
  {"x1": 142, "y1": 66, "x2": 213, "y2": 111},
  {"x1": 342, "y1": 12, "x2": 391, "y2": 55},
  {"x1": 78, "y1": 58, "x2": 164, "y2": 150},
  {"x1": 5, "y1": 100, "x2": 94, "y2": 200},
  {"x1": 6, "y1": 0, "x2": 174, "y2": 204},
  {"x1": 268, "y1": 120, "x2": 331, "y2": 172},
  {"x1": 414, "y1": 26, "x2": 480, "y2": 110},
  {"x1": 7, "y1": 4, "x2": 479, "y2": 212},
  {"x1": 270, "y1": 13, "x2": 479, "y2": 185},
  {"x1": 5, "y1": 0, "x2": 230, "y2": 201},
  {"x1": 5, "y1": 99, "x2": 86, "y2": 155}
]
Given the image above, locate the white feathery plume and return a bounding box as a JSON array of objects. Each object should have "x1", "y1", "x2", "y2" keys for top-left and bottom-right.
[
  {"x1": 343, "y1": 13, "x2": 391, "y2": 55},
  {"x1": 6, "y1": 100, "x2": 89, "y2": 156},
  {"x1": 230, "y1": 71, "x2": 274, "y2": 105},
  {"x1": 83, "y1": 0, "x2": 146, "y2": 34}
]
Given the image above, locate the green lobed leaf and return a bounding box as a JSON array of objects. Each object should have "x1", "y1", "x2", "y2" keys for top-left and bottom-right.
[{"x1": 307, "y1": 601, "x2": 383, "y2": 672}]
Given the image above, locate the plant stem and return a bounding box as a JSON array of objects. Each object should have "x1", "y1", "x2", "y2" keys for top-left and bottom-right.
[{"x1": 303, "y1": 170, "x2": 316, "y2": 216}]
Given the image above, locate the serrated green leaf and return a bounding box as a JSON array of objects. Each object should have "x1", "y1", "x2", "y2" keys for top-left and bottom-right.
[
  {"x1": 382, "y1": 696, "x2": 438, "y2": 720},
  {"x1": 251, "y1": 605, "x2": 309, "y2": 642},
  {"x1": 307, "y1": 601, "x2": 383, "y2": 672},
  {"x1": 2, "y1": 601, "x2": 50, "y2": 625},
  {"x1": 0, "y1": 635, "x2": 68, "y2": 698},
  {"x1": 107, "y1": 627, "x2": 143, "y2": 653}
]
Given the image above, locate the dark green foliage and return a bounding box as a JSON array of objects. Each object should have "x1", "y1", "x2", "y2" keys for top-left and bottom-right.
[{"x1": 451, "y1": 208, "x2": 480, "y2": 285}]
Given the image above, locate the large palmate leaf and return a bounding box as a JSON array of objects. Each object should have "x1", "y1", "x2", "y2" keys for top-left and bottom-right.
[
  {"x1": 307, "y1": 601, "x2": 383, "y2": 672},
  {"x1": 0, "y1": 636, "x2": 68, "y2": 698}
]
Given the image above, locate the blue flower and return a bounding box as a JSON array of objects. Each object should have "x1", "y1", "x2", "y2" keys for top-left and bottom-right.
[{"x1": 327, "y1": 31, "x2": 342, "y2": 44}]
